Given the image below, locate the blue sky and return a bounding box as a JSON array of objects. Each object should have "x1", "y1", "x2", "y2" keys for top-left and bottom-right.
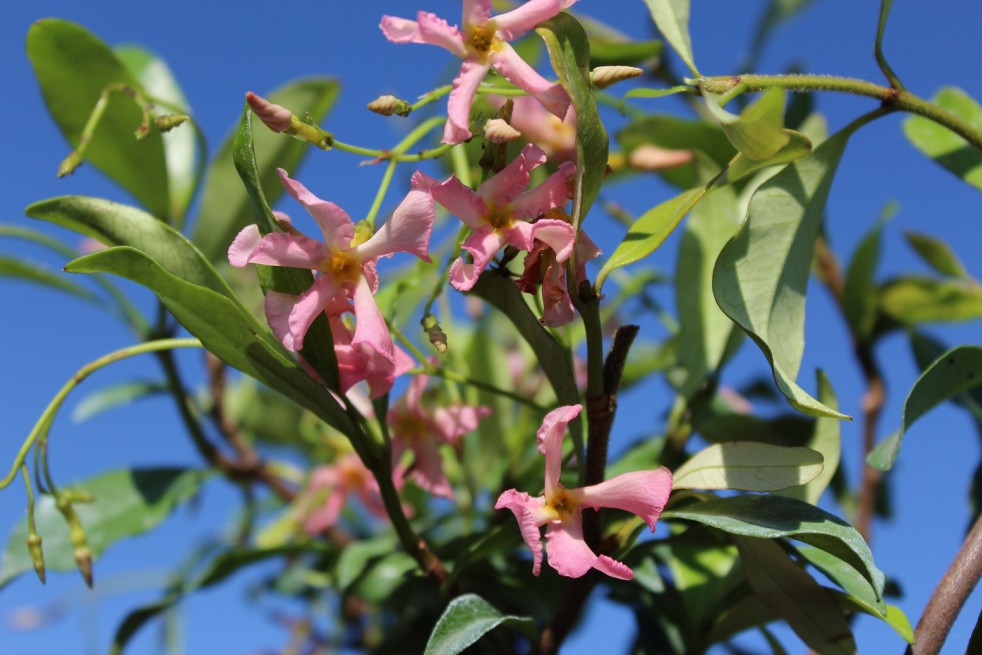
[{"x1": 1, "y1": 1, "x2": 981, "y2": 653}]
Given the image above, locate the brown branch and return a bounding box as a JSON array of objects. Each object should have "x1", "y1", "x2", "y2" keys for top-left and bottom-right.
[{"x1": 907, "y1": 511, "x2": 982, "y2": 655}]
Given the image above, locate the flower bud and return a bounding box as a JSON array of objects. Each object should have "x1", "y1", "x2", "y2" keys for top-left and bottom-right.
[
  {"x1": 58, "y1": 498, "x2": 94, "y2": 587},
  {"x1": 484, "y1": 118, "x2": 522, "y2": 143},
  {"x1": 628, "y1": 144, "x2": 694, "y2": 170},
  {"x1": 154, "y1": 114, "x2": 189, "y2": 132},
  {"x1": 134, "y1": 119, "x2": 152, "y2": 140},
  {"x1": 57, "y1": 150, "x2": 83, "y2": 178},
  {"x1": 367, "y1": 95, "x2": 412, "y2": 117},
  {"x1": 421, "y1": 314, "x2": 447, "y2": 353},
  {"x1": 26, "y1": 533, "x2": 45, "y2": 584},
  {"x1": 246, "y1": 91, "x2": 292, "y2": 132},
  {"x1": 591, "y1": 65, "x2": 644, "y2": 90}
]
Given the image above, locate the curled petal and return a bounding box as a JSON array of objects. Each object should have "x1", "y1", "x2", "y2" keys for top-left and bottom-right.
[
  {"x1": 351, "y1": 277, "x2": 395, "y2": 366},
  {"x1": 495, "y1": 490, "x2": 548, "y2": 576},
  {"x1": 593, "y1": 555, "x2": 633, "y2": 580},
  {"x1": 540, "y1": 259, "x2": 576, "y2": 327},
  {"x1": 449, "y1": 227, "x2": 505, "y2": 291},
  {"x1": 380, "y1": 15, "x2": 423, "y2": 43},
  {"x1": 579, "y1": 467, "x2": 673, "y2": 531},
  {"x1": 544, "y1": 519, "x2": 597, "y2": 578},
  {"x1": 228, "y1": 224, "x2": 262, "y2": 267},
  {"x1": 417, "y1": 12, "x2": 468, "y2": 56},
  {"x1": 510, "y1": 161, "x2": 575, "y2": 220},
  {"x1": 490, "y1": 44, "x2": 570, "y2": 117},
  {"x1": 277, "y1": 169, "x2": 355, "y2": 250},
  {"x1": 444, "y1": 59, "x2": 490, "y2": 144},
  {"x1": 494, "y1": 0, "x2": 563, "y2": 41},
  {"x1": 430, "y1": 405, "x2": 493, "y2": 444},
  {"x1": 410, "y1": 440, "x2": 454, "y2": 499},
  {"x1": 356, "y1": 187, "x2": 435, "y2": 263},
  {"x1": 428, "y1": 174, "x2": 488, "y2": 231},
  {"x1": 477, "y1": 143, "x2": 546, "y2": 206},
  {"x1": 462, "y1": 0, "x2": 493, "y2": 27},
  {"x1": 264, "y1": 276, "x2": 341, "y2": 352},
  {"x1": 537, "y1": 404, "x2": 582, "y2": 493},
  {"x1": 229, "y1": 229, "x2": 330, "y2": 270},
  {"x1": 505, "y1": 219, "x2": 575, "y2": 261}
]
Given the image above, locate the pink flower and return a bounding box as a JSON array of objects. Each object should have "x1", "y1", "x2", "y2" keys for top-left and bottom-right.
[
  {"x1": 495, "y1": 405, "x2": 673, "y2": 579},
  {"x1": 417, "y1": 144, "x2": 576, "y2": 291},
  {"x1": 381, "y1": 0, "x2": 576, "y2": 144},
  {"x1": 228, "y1": 169, "x2": 434, "y2": 396},
  {"x1": 517, "y1": 227, "x2": 601, "y2": 327},
  {"x1": 388, "y1": 372, "x2": 492, "y2": 498},
  {"x1": 301, "y1": 454, "x2": 389, "y2": 534},
  {"x1": 491, "y1": 95, "x2": 577, "y2": 164}
]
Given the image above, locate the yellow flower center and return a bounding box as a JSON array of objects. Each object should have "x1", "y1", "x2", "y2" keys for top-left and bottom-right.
[
  {"x1": 545, "y1": 485, "x2": 581, "y2": 521},
  {"x1": 485, "y1": 203, "x2": 515, "y2": 230},
  {"x1": 320, "y1": 250, "x2": 361, "y2": 285},
  {"x1": 465, "y1": 21, "x2": 499, "y2": 62}
]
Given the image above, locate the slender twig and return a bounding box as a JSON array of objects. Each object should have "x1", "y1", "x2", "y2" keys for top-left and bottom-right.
[{"x1": 907, "y1": 512, "x2": 982, "y2": 655}]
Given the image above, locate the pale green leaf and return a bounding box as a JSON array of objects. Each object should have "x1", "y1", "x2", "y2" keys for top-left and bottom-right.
[
  {"x1": 72, "y1": 380, "x2": 168, "y2": 423},
  {"x1": 778, "y1": 371, "x2": 841, "y2": 504},
  {"x1": 904, "y1": 231, "x2": 970, "y2": 279},
  {"x1": 643, "y1": 0, "x2": 699, "y2": 75},
  {"x1": 879, "y1": 276, "x2": 982, "y2": 324},
  {"x1": 903, "y1": 87, "x2": 982, "y2": 191},
  {"x1": 673, "y1": 442, "x2": 823, "y2": 491},
  {"x1": 727, "y1": 129, "x2": 812, "y2": 183},
  {"x1": 842, "y1": 204, "x2": 895, "y2": 339},
  {"x1": 704, "y1": 88, "x2": 790, "y2": 161}
]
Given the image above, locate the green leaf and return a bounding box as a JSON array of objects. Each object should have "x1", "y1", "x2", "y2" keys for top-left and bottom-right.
[
  {"x1": 0, "y1": 256, "x2": 100, "y2": 303},
  {"x1": 623, "y1": 86, "x2": 690, "y2": 101},
  {"x1": 64, "y1": 247, "x2": 353, "y2": 436},
  {"x1": 596, "y1": 186, "x2": 708, "y2": 292},
  {"x1": 879, "y1": 276, "x2": 982, "y2": 324},
  {"x1": 910, "y1": 332, "x2": 982, "y2": 419},
  {"x1": 704, "y1": 89, "x2": 790, "y2": 161},
  {"x1": 72, "y1": 380, "x2": 168, "y2": 423},
  {"x1": 672, "y1": 442, "x2": 823, "y2": 492},
  {"x1": 778, "y1": 371, "x2": 841, "y2": 504},
  {"x1": 424, "y1": 594, "x2": 537, "y2": 655},
  {"x1": 617, "y1": 114, "x2": 734, "y2": 189},
  {"x1": 903, "y1": 87, "x2": 982, "y2": 192},
  {"x1": 643, "y1": 0, "x2": 699, "y2": 75},
  {"x1": 868, "y1": 345, "x2": 982, "y2": 470},
  {"x1": 114, "y1": 45, "x2": 199, "y2": 224},
  {"x1": 26, "y1": 19, "x2": 170, "y2": 218},
  {"x1": 537, "y1": 13, "x2": 608, "y2": 226},
  {"x1": 0, "y1": 468, "x2": 210, "y2": 588},
  {"x1": 712, "y1": 123, "x2": 869, "y2": 419},
  {"x1": 192, "y1": 77, "x2": 340, "y2": 262},
  {"x1": 663, "y1": 530, "x2": 741, "y2": 629},
  {"x1": 727, "y1": 129, "x2": 813, "y2": 183},
  {"x1": 794, "y1": 545, "x2": 886, "y2": 619},
  {"x1": 662, "y1": 494, "x2": 884, "y2": 596},
  {"x1": 676, "y1": 170, "x2": 741, "y2": 398},
  {"x1": 842, "y1": 204, "x2": 895, "y2": 339},
  {"x1": 733, "y1": 536, "x2": 856, "y2": 654},
  {"x1": 874, "y1": 0, "x2": 902, "y2": 89},
  {"x1": 589, "y1": 39, "x2": 663, "y2": 67},
  {"x1": 904, "y1": 231, "x2": 970, "y2": 279}
]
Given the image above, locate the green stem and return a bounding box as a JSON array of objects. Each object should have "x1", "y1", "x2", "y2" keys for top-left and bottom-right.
[
  {"x1": 696, "y1": 74, "x2": 982, "y2": 152},
  {"x1": 0, "y1": 339, "x2": 202, "y2": 490}
]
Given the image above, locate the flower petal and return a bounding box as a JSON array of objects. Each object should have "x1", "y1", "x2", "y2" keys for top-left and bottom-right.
[
  {"x1": 355, "y1": 187, "x2": 435, "y2": 263},
  {"x1": 477, "y1": 143, "x2": 545, "y2": 206},
  {"x1": 444, "y1": 59, "x2": 490, "y2": 143},
  {"x1": 490, "y1": 44, "x2": 570, "y2": 117},
  {"x1": 277, "y1": 169, "x2": 354, "y2": 250},
  {"x1": 544, "y1": 518, "x2": 597, "y2": 578},
  {"x1": 417, "y1": 11, "x2": 467, "y2": 56},
  {"x1": 509, "y1": 161, "x2": 575, "y2": 220},
  {"x1": 264, "y1": 277, "x2": 339, "y2": 352},
  {"x1": 537, "y1": 404, "x2": 582, "y2": 494},
  {"x1": 579, "y1": 467, "x2": 673, "y2": 531},
  {"x1": 505, "y1": 219, "x2": 575, "y2": 261},
  {"x1": 449, "y1": 227, "x2": 505, "y2": 291},
  {"x1": 351, "y1": 276, "x2": 395, "y2": 366},
  {"x1": 428, "y1": 174, "x2": 488, "y2": 230},
  {"x1": 494, "y1": 0, "x2": 563, "y2": 41},
  {"x1": 495, "y1": 489, "x2": 548, "y2": 576},
  {"x1": 380, "y1": 15, "x2": 423, "y2": 43},
  {"x1": 593, "y1": 555, "x2": 633, "y2": 580},
  {"x1": 540, "y1": 259, "x2": 576, "y2": 327},
  {"x1": 430, "y1": 405, "x2": 492, "y2": 444},
  {"x1": 462, "y1": 0, "x2": 492, "y2": 27},
  {"x1": 410, "y1": 440, "x2": 454, "y2": 499},
  {"x1": 229, "y1": 228, "x2": 330, "y2": 270}
]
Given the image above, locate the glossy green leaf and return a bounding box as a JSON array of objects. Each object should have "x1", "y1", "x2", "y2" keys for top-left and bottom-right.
[
  {"x1": 713, "y1": 124, "x2": 867, "y2": 419},
  {"x1": 727, "y1": 129, "x2": 812, "y2": 183},
  {"x1": 64, "y1": 247, "x2": 353, "y2": 436},
  {"x1": 597, "y1": 186, "x2": 707, "y2": 292},
  {"x1": 868, "y1": 345, "x2": 982, "y2": 470},
  {"x1": 424, "y1": 594, "x2": 536, "y2": 655},
  {"x1": 643, "y1": 0, "x2": 699, "y2": 75},
  {"x1": 903, "y1": 87, "x2": 982, "y2": 191},
  {"x1": 192, "y1": 77, "x2": 340, "y2": 262},
  {"x1": 72, "y1": 380, "x2": 168, "y2": 423},
  {"x1": 706, "y1": 593, "x2": 775, "y2": 646},
  {"x1": 904, "y1": 231, "x2": 970, "y2": 279},
  {"x1": 879, "y1": 276, "x2": 982, "y2": 324},
  {"x1": 27, "y1": 20, "x2": 170, "y2": 218},
  {"x1": 537, "y1": 13, "x2": 608, "y2": 225},
  {"x1": 0, "y1": 256, "x2": 100, "y2": 303},
  {"x1": 662, "y1": 494, "x2": 884, "y2": 595},
  {"x1": 0, "y1": 468, "x2": 210, "y2": 588},
  {"x1": 910, "y1": 332, "x2": 982, "y2": 420},
  {"x1": 842, "y1": 205, "x2": 895, "y2": 339},
  {"x1": 664, "y1": 530, "x2": 740, "y2": 630},
  {"x1": 115, "y1": 45, "x2": 198, "y2": 224},
  {"x1": 672, "y1": 442, "x2": 823, "y2": 491},
  {"x1": 704, "y1": 89, "x2": 790, "y2": 161},
  {"x1": 589, "y1": 39, "x2": 663, "y2": 66},
  {"x1": 696, "y1": 412, "x2": 813, "y2": 446},
  {"x1": 779, "y1": 371, "x2": 841, "y2": 504},
  {"x1": 676, "y1": 171, "x2": 741, "y2": 398},
  {"x1": 733, "y1": 536, "x2": 856, "y2": 654},
  {"x1": 224, "y1": 379, "x2": 310, "y2": 450},
  {"x1": 795, "y1": 545, "x2": 886, "y2": 618},
  {"x1": 353, "y1": 552, "x2": 419, "y2": 603}
]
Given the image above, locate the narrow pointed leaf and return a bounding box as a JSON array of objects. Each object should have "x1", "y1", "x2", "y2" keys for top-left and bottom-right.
[
  {"x1": 0, "y1": 468, "x2": 210, "y2": 588},
  {"x1": 704, "y1": 88, "x2": 790, "y2": 161},
  {"x1": 868, "y1": 345, "x2": 982, "y2": 470},
  {"x1": 617, "y1": 114, "x2": 734, "y2": 189},
  {"x1": 779, "y1": 371, "x2": 841, "y2": 504},
  {"x1": 0, "y1": 256, "x2": 100, "y2": 303},
  {"x1": 72, "y1": 380, "x2": 168, "y2": 423},
  {"x1": 874, "y1": 0, "x2": 902, "y2": 89},
  {"x1": 879, "y1": 276, "x2": 982, "y2": 324},
  {"x1": 643, "y1": 0, "x2": 699, "y2": 75},
  {"x1": 662, "y1": 494, "x2": 884, "y2": 595},
  {"x1": 192, "y1": 77, "x2": 340, "y2": 262},
  {"x1": 712, "y1": 123, "x2": 873, "y2": 419},
  {"x1": 734, "y1": 536, "x2": 856, "y2": 654},
  {"x1": 537, "y1": 13, "x2": 608, "y2": 226},
  {"x1": 27, "y1": 20, "x2": 170, "y2": 217},
  {"x1": 903, "y1": 87, "x2": 982, "y2": 192},
  {"x1": 842, "y1": 205, "x2": 895, "y2": 338},
  {"x1": 673, "y1": 443, "x2": 823, "y2": 491},
  {"x1": 727, "y1": 129, "x2": 812, "y2": 183},
  {"x1": 794, "y1": 545, "x2": 886, "y2": 619},
  {"x1": 424, "y1": 594, "x2": 536, "y2": 655},
  {"x1": 904, "y1": 231, "x2": 970, "y2": 279}
]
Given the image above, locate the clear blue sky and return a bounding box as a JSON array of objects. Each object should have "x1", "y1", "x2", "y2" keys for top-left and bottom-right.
[{"x1": 1, "y1": 1, "x2": 981, "y2": 653}]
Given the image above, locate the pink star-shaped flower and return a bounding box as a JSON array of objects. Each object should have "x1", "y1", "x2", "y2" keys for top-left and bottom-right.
[
  {"x1": 388, "y1": 371, "x2": 491, "y2": 498},
  {"x1": 416, "y1": 143, "x2": 576, "y2": 291},
  {"x1": 495, "y1": 405, "x2": 673, "y2": 579},
  {"x1": 381, "y1": 0, "x2": 577, "y2": 144},
  {"x1": 228, "y1": 169, "x2": 434, "y2": 397},
  {"x1": 517, "y1": 227, "x2": 601, "y2": 327}
]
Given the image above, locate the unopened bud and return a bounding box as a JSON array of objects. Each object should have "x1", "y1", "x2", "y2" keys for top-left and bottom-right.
[
  {"x1": 591, "y1": 65, "x2": 644, "y2": 90},
  {"x1": 57, "y1": 150, "x2": 83, "y2": 178},
  {"x1": 484, "y1": 118, "x2": 522, "y2": 143},
  {"x1": 26, "y1": 533, "x2": 45, "y2": 584},
  {"x1": 134, "y1": 120, "x2": 152, "y2": 140},
  {"x1": 367, "y1": 95, "x2": 412, "y2": 117},
  {"x1": 58, "y1": 498, "x2": 94, "y2": 587},
  {"x1": 154, "y1": 114, "x2": 189, "y2": 132},
  {"x1": 421, "y1": 314, "x2": 447, "y2": 353},
  {"x1": 246, "y1": 91, "x2": 292, "y2": 132},
  {"x1": 628, "y1": 144, "x2": 694, "y2": 171},
  {"x1": 74, "y1": 546, "x2": 93, "y2": 588}
]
